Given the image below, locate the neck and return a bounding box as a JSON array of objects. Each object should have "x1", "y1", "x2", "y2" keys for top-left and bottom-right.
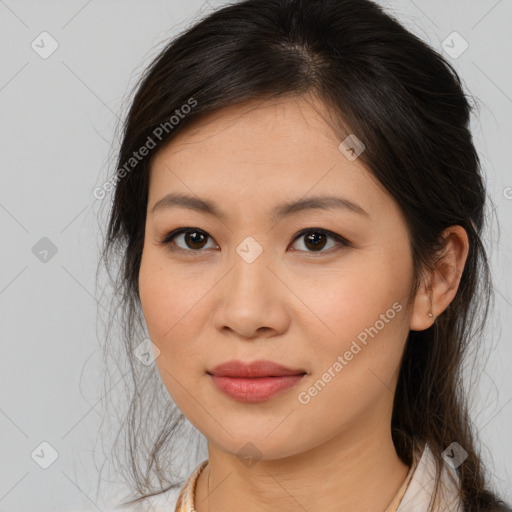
[{"x1": 194, "y1": 421, "x2": 410, "y2": 512}]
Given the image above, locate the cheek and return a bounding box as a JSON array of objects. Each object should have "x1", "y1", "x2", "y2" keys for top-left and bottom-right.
[
  {"x1": 292, "y1": 253, "x2": 411, "y2": 382},
  {"x1": 138, "y1": 248, "x2": 208, "y2": 364},
  {"x1": 139, "y1": 248, "x2": 186, "y2": 329},
  {"x1": 139, "y1": 251, "x2": 207, "y2": 410},
  {"x1": 294, "y1": 255, "x2": 409, "y2": 334},
  {"x1": 294, "y1": 282, "x2": 408, "y2": 423},
  {"x1": 139, "y1": 251, "x2": 181, "y2": 360},
  {"x1": 139, "y1": 253, "x2": 168, "y2": 338}
]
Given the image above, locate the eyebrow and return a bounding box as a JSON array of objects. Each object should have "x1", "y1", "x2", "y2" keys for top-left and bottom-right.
[{"x1": 151, "y1": 192, "x2": 369, "y2": 221}]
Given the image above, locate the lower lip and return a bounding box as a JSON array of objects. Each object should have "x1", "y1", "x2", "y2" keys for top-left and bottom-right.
[{"x1": 209, "y1": 374, "x2": 306, "y2": 402}]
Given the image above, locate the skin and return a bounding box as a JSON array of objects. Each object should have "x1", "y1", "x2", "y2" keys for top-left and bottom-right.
[{"x1": 138, "y1": 93, "x2": 469, "y2": 512}]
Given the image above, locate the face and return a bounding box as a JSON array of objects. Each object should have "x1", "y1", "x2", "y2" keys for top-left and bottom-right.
[{"x1": 138, "y1": 94, "x2": 416, "y2": 460}]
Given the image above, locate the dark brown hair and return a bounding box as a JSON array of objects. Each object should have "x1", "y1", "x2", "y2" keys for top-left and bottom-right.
[{"x1": 96, "y1": 0, "x2": 510, "y2": 510}]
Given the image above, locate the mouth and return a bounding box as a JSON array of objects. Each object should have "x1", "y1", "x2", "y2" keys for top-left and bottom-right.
[
  {"x1": 207, "y1": 359, "x2": 307, "y2": 378},
  {"x1": 207, "y1": 360, "x2": 308, "y2": 403}
]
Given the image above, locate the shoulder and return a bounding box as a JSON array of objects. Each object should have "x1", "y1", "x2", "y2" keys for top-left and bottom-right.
[
  {"x1": 413, "y1": 444, "x2": 512, "y2": 512},
  {"x1": 397, "y1": 442, "x2": 468, "y2": 511}
]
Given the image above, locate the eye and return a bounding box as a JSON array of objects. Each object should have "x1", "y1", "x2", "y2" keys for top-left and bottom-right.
[
  {"x1": 160, "y1": 228, "x2": 217, "y2": 252},
  {"x1": 289, "y1": 228, "x2": 350, "y2": 255},
  {"x1": 159, "y1": 227, "x2": 350, "y2": 255}
]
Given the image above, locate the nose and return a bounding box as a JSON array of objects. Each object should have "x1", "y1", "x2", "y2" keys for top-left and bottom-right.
[{"x1": 212, "y1": 254, "x2": 290, "y2": 340}]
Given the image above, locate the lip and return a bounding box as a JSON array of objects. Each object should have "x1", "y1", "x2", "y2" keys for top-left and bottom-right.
[
  {"x1": 207, "y1": 360, "x2": 308, "y2": 403},
  {"x1": 208, "y1": 359, "x2": 307, "y2": 378}
]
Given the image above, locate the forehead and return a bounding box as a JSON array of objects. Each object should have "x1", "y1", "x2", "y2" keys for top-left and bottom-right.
[
  {"x1": 148, "y1": 95, "x2": 391, "y2": 218},
  {"x1": 154, "y1": 95, "x2": 340, "y2": 164}
]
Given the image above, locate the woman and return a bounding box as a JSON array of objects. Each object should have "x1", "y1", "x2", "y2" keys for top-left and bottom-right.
[{"x1": 98, "y1": 0, "x2": 511, "y2": 510}]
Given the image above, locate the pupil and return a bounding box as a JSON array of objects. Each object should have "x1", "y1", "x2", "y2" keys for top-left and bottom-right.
[
  {"x1": 305, "y1": 232, "x2": 326, "y2": 251},
  {"x1": 186, "y1": 231, "x2": 207, "y2": 249}
]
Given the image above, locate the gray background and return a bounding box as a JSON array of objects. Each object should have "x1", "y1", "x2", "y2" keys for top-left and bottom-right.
[{"x1": 1, "y1": 0, "x2": 511, "y2": 510}]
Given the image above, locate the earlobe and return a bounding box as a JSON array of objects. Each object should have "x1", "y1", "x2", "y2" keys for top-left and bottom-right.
[
  {"x1": 409, "y1": 225, "x2": 469, "y2": 332},
  {"x1": 409, "y1": 277, "x2": 435, "y2": 332}
]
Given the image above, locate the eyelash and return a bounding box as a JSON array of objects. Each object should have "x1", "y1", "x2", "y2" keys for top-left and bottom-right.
[{"x1": 159, "y1": 227, "x2": 351, "y2": 256}]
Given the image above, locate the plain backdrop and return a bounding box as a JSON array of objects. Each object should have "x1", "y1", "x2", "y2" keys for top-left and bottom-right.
[{"x1": 1, "y1": 1, "x2": 511, "y2": 510}]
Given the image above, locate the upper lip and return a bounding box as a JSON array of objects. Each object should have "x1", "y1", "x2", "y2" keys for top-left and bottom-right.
[{"x1": 207, "y1": 360, "x2": 307, "y2": 378}]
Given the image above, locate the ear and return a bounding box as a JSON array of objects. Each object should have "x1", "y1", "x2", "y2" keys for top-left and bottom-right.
[{"x1": 409, "y1": 225, "x2": 469, "y2": 331}]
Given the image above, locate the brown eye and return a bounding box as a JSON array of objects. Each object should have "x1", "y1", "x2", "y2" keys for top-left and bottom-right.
[
  {"x1": 161, "y1": 227, "x2": 349, "y2": 255},
  {"x1": 183, "y1": 230, "x2": 208, "y2": 250},
  {"x1": 161, "y1": 228, "x2": 217, "y2": 251},
  {"x1": 290, "y1": 229, "x2": 349, "y2": 254},
  {"x1": 303, "y1": 231, "x2": 328, "y2": 251}
]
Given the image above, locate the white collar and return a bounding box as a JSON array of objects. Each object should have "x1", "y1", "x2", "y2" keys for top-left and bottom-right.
[{"x1": 397, "y1": 443, "x2": 462, "y2": 512}]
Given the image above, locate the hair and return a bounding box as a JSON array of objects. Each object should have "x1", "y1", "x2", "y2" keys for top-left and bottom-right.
[{"x1": 95, "y1": 0, "x2": 510, "y2": 510}]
